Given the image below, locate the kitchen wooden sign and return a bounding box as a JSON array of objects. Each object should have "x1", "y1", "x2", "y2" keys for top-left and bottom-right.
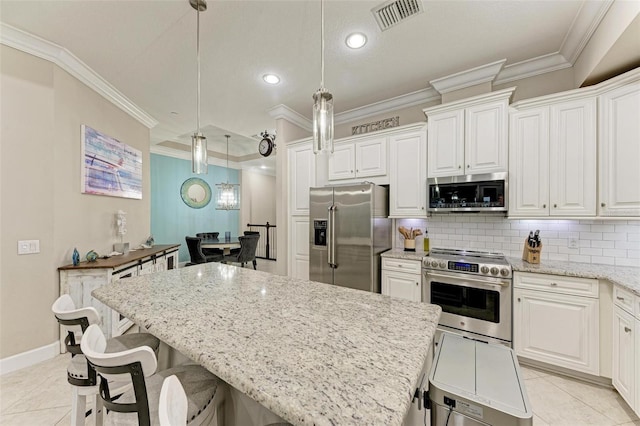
[{"x1": 352, "y1": 116, "x2": 399, "y2": 135}]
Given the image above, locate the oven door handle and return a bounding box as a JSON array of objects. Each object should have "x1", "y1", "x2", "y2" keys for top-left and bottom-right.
[{"x1": 425, "y1": 271, "x2": 511, "y2": 288}]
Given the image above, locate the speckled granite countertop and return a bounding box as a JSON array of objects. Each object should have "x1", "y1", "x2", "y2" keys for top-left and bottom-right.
[
  {"x1": 382, "y1": 249, "x2": 640, "y2": 296},
  {"x1": 507, "y1": 257, "x2": 640, "y2": 296},
  {"x1": 92, "y1": 263, "x2": 441, "y2": 426},
  {"x1": 381, "y1": 248, "x2": 427, "y2": 262}
]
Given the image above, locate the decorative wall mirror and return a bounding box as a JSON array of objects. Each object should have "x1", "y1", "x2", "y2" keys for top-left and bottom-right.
[{"x1": 180, "y1": 177, "x2": 212, "y2": 208}]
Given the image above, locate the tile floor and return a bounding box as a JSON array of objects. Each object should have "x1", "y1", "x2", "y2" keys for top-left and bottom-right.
[{"x1": 1, "y1": 258, "x2": 637, "y2": 426}]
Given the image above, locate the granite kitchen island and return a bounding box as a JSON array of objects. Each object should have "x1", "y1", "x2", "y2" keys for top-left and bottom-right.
[{"x1": 92, "y1": 262, "x2": 440, "y2": 426}]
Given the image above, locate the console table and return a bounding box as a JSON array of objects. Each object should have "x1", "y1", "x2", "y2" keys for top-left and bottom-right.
[{"x1": 58, "y1": 244, "x2": 180, "y2": 351}]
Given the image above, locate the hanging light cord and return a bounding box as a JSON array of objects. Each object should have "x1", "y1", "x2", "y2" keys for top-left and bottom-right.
[
  {"x1": 225, "y1": 135, "x2": 230, "y2": 184},
  {"x1": 196, "y1": 2, "x2": 201, "y2": 133},
  {"x1": 320, "y1": 0, "x2": 325, "y2": 90}
]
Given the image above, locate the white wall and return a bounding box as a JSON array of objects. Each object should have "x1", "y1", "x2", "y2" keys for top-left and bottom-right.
[
  {"x1": 395, "y1": 217, "x2": 640, "y2": 267},
  {"x1": 240, "y1": 169, "x2": 276, "y2": 228}
]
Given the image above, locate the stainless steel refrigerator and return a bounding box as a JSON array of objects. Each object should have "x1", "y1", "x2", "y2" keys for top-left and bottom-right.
[{"x1": 309, "y1": 183, "x2": 391, "y2": 292}]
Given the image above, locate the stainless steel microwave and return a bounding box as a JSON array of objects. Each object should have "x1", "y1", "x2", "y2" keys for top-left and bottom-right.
[{"x1": 428, "y1": 172, "x2": 508, "y2": 213}]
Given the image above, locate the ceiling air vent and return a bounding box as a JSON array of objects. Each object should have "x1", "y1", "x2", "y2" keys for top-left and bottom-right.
[{"x1": 372, "y1": 0, "x2": 423, "y2": 31}]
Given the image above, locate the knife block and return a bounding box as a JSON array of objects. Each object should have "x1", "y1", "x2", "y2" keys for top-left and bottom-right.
[{"x1": 522, "y1": 238, "x2": 542, "y2": 264}]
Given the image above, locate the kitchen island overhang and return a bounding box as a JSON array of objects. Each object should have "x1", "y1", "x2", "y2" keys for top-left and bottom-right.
[{"x1": 92, "y1": 262, "x2": 441, "y2": 426}]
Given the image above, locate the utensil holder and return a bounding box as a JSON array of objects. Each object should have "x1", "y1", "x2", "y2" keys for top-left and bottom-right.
[
  {"x1": 404, "y1": 239, "x2": 416, "y2": 252},
  {"x1": 522, "y1": 238, "x2": 542, "y2": 264}
]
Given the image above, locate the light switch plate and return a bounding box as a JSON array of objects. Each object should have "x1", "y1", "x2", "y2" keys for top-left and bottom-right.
[{"x1": 17, "y1": 240, "x2": 40, "y2": 255}]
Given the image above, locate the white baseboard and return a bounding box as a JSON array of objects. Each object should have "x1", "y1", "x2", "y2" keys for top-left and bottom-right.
[{"x1": 0, "y1": 341, "x2": 59, "y2": 376}]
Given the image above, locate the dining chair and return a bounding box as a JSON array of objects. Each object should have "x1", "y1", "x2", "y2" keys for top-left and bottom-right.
[
  {"x1": 52, "y1": 294, "x2": 161, "y2": 426},
  {"x1": 185, "y1": 236, "x2": 222, "y2": 265},
  {"x1": 229, "y1": 230, "x2": 260, "y2": 256},
  {"x1": 222, "y1": 234, "x2": 259, "y2": 270},
  {"x1": 196, "y1": 232, "x2": 224, "y2": 258},
  {"x1": 81, "y1": 324, "x2": 226, "y2": 426}
]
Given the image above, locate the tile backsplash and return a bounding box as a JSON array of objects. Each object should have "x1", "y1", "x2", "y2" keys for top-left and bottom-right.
[{"x1": 394, "y1": 216, "x2": 640, "y2": 267}]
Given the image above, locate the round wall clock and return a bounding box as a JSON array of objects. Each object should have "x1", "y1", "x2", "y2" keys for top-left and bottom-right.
[
  {"x1": 258, "y1": 131, "x2": 276, "y2": 157},
  {"x1": 180, "y1": 178, "x2": 212, "y2": 209}
]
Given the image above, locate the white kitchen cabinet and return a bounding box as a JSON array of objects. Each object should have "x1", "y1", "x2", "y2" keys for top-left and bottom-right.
[
  {"x1": 599, "y1": 78, "x2": 640, "y2": 216},
  {"x1": 381, "y1": 257, "x2": 421, "y2": 302},
  {"x1": 389, "y1": 126, "x2": 427, "y2": 217},
  {"x1": 509, "y1": 94, "x2": 596, "y2": 217},
  {"x1": 328, "y1": 136, "x2": 387, "y2": 181},
  {"x1": 424, "y1": 88, "x2": 513, "y2": 178},
  {"x1": 513, "y1": 272, "x2": 599, "y2": 375},
  {"x1": 58, "y1": 245, "x2": 180, "y2": 350},
  {"x1": 613, "y1": 305, "x2": 635, "y2": 409},
  {"x1": 288, "y1": 140, "x2": 316, "y2": 215},
  {"x1": 288, "y1": 216, "x2": 310, "y2": 280}
]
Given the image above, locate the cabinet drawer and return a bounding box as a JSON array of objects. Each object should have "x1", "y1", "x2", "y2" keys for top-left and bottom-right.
[
  {"x1": 614, "y1": 285, "x2": 635, "y2": 315},
  {"x1": 382, "y1": 257, "x2": 421, "y2": 274},
  {"x1": 514, "y1": 272, "x2": 598, "y2": 298}
]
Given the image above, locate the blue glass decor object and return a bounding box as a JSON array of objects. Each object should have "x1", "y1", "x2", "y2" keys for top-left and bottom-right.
[
  {"x1": 72, "y1": 248, "x2": 80, "y2": 266},
  {"x1": 86, "y1": 250, "x2": 98, "y2": 262}
]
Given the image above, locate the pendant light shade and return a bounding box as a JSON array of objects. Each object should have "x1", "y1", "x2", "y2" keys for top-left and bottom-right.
[
  {"x1": 216, "y1": 135, "x2": 240, "y2": 210},
  {"x1": 191, "y1": 0, "x2": 208, "y2": 174},
  {"x1": 312, "y1": 0, "x2": 334, "y2": 155}
]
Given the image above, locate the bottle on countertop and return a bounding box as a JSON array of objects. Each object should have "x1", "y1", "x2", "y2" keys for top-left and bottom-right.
[{"x1": 423, "y1": 229, "x2": 430, "y2": 252}]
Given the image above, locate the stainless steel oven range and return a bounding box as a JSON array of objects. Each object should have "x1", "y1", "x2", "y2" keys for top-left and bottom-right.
[{"x1": 423, "y1": 248, "x2": 513, "y2": 347}]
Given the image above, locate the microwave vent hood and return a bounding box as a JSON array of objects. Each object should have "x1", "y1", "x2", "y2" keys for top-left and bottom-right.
[{"x1": 428, "y1": 172, "x2": 508, "y2": 213}]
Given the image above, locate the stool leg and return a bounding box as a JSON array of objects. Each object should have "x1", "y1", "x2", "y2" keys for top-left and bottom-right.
[
  {"x1": 93, "y1": 395, "x2": 104, "y2": 426},
  {"x1": 70, "y1": 386, "x2": 86, "y2": 426}
]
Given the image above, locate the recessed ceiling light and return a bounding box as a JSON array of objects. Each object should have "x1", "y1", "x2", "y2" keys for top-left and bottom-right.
[
  {"x1": 263, "y1": 74, "x2": 280, "y2": 85},
  {"x1": 345, "y1": 33, "x2": 367, "y2": 49}
]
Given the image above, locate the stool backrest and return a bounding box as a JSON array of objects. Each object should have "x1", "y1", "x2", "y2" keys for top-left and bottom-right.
[
  {"x1": 159, "y1": 375, "x2": 188, "y2": 426},
  {"x1": 52, "y1": 294, "x2": 101, "y2": 355}
]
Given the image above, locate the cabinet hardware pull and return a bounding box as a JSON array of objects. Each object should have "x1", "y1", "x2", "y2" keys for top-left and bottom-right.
[
  {"x1": 416, "y1": 282, "x2": 419, "y2": 286},
  {"x1": 554, "y1": 204, "x2": 557, "y2": 208},
  {"x1": 550, "y1": 282, "x2": 557, "y2": 286},
  {"x1": 467, "y1": 165, "x2": 470, "y2": 168},
  {"x1": 625, "y1": 327, "x2": 631, "y2": 333},
  {"x1": 458, "y1": 165, "x2": 461, "y2": 169},
  {"x1": 351, "y1": 170, "x2": 353, "y2": 173},
  {"x1": 617, "y1": 296, "x2": 625, "y2": 301},
  {"x1": 543, "y1": 204, "x2": 546, "y2": 208},
  {"x1": 517, "y1": 298, "x2": 521, "y2": 302},
  {"x1": 601, "y1": 202, "x2": 606, "y2": 207}
]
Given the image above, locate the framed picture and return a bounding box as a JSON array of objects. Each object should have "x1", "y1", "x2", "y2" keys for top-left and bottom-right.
[{"x1": 81, "y1": 125, "x2": 142, "y2": 199}]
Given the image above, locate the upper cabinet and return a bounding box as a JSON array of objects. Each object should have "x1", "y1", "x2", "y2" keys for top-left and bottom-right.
[
  {"x1": 509, "y1": 95, "x2": 596, "y2": 217},
  {"x1": 598, "y1": 76, "x2": 640, "y2": 217},
  {"x1": 288, "y1": 139, "x2": 316, "y2": 215},
  {"x1": 424, "y1": 88, "x2": 513, "y2": 178},
  {"x1": 328, "y1": 136, "x2": 387, "y2": 181},
  {"x1": 388, "y1": 125, "x2": 428, "y2": 217}
]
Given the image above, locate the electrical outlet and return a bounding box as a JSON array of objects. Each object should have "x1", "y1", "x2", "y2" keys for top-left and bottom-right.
[{"x1": 568, "y1": 239, "x2": 578, "y2": 249}]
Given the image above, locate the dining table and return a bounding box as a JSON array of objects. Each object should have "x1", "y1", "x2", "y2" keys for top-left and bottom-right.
[
  {"x1": 200, "y1": 237, "x2": 240, "y2": 254},
  {"x1": 91, "y1": 262, "x2": 440, "y2": 426}
]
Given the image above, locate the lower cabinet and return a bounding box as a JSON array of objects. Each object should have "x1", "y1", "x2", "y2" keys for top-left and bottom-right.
[
  {"x1": 288, "y1": 216, "x2": 310, "y2": 280},
  {"x1": 513, "y1": 272, "x2": 599, "y2": 375},
  {"x1": 381, "y1": 257, "x2": 421, "y2": 302},
  {"x1": 612, "y1": 285, "x2": 640, "y2": 416}
]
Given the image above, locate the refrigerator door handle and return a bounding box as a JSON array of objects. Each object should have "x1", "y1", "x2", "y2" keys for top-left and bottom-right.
[{"x1": 327, "y1": 205, "x2": 337, "y2": 268}]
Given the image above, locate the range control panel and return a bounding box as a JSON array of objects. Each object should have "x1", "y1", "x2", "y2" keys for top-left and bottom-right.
[{"x1": 448, "y1": 261, "x2": 479, "y2": 273}]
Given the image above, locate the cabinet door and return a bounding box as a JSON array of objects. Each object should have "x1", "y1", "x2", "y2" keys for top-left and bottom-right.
[
  {"x1": 636, "y1": 317, "x2": 640, "y2": 415},
  {"x1": 427, "y1": 109, "x2": 464, "y2": 177},
  {"x1": 389, "y1": 130, "x2": 427, "y2": 217},
  {"x1": 613, "y1": 306, "x2": 635, "y2": 408},
  {"x1": 465, "y1": 100, "x2": 508, "y2": 174},
  {"x1": 599, "y1": 82, "x2": 640, "y2": 216},
  {"x1": 288, "y1": 143, "x2": 316, "y2": 215},
  {"x1": 328, "y1": 143, "x2": 356, "y2": 180},
  {"x1": 289, "y1": 216, "x2": 309, "y2": 280},
  {"x1": 514, "y1": 288, "x2": 599, "y2": 375},
  {"x1": 381, "y1": 270, "x2": 421, "y2": 302},
  {"x1": 549, "y1": 98, "x2": 596, "y2": 216},
  {"x1": 508, "y1": 108, "x2": 550, "y2": 216},
  {"x1": 355, "y1": 137, "x2": 387, "y2": 178},
  {"x1": 139, "y1": 260, "x2": 155, "y2": 275}
]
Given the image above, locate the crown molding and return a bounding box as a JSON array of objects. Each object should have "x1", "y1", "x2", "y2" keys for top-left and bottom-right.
[
  {"x1": 494, "y1": 52, "x2": 572, "y2": 85},
  {"x1": 267, "y1": 104, "x2": 312, "y2": 131},
  {"x1": 560, "y1": 0, "x2": 614, "y2": 64},
  {"x1": 429, "y1": 59, "x2": 507, "y2": 95},
  {"x1": 0, "y1": 23, "x2": 158, "y2": 129},
  {"x1": 334, "y1": 88, "x2": 440, "y2": 125}
]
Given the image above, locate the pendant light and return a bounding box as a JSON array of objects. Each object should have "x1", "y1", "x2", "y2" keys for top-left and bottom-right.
[
  {"x1": 312, "y1": 0, "x2": 334, "y2": 154},
  {"x1": 191, "y1": 0, "x2": 207, "y2": 174},
  {"x1": 215, "y1": 135, "x2": 240, "y2": 210}
]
